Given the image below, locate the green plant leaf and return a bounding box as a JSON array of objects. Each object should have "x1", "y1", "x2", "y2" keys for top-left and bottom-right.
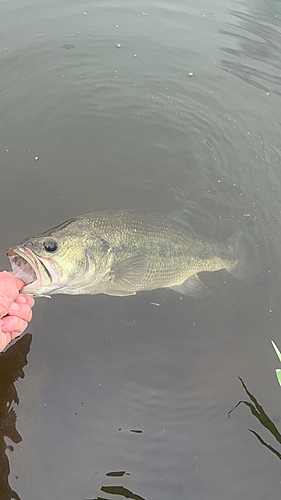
[
  {"x1": 276, "y1": 369, "x2": 281, "y2": 387},
  {"x1": 271, "y1": 341, "x2": 281, "y2": 363},
  {"x1": 30, "y1": 292, "x2": 51, "y2": 298}
]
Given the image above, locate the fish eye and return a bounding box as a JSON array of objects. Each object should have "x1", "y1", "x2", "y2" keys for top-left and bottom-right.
[{"x1": 43, "y1": 240, "x2": 58, "y2": 252}]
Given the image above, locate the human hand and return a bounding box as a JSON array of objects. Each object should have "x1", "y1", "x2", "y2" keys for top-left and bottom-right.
[{"x1": 0, "y1": 271, "x2": 35, "y2": 353}]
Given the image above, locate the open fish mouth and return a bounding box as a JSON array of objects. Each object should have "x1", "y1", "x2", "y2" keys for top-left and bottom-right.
[{"x1": 7, "y1": 247, "x2": 51, "y2": 293}]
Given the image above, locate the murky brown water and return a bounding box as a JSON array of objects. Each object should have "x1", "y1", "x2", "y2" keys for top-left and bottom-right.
[{"x1": 1, "y1": 0, "x2": 281, "y2": 499}]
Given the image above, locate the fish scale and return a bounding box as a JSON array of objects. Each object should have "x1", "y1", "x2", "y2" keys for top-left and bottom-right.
[
  {"x1": 65, "y1": 210, "x2": 233, "y2": 293},
  {"x1": 8, "y1": 209, "x2": 265, "y2": 298}
]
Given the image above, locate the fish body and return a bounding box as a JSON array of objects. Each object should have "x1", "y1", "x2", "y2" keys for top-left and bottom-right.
[{"x1": 7, "y1": 209, "x2": 263, "y2": 298}]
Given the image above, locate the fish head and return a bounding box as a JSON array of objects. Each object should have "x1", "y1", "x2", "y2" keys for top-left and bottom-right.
[{"x1": 7, "y1": 218, "x2": 112, "y2": 295}]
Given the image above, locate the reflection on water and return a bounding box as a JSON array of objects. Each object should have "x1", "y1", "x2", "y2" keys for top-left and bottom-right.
[
  {"x1": 100, "y1": 485, "x2": 145, "y2": 500},
  {"x1": 1, "y1": 0, "x2": 281, "y2": 498},
  {"x1": 85, "y1": 474, "x2": 146, "y2": 500},
  {"x1": 0, "y1": 334, "x2": 32, "y2": 500},
  {"x1": 229, "y1": 377, "x2": 281, "y2": 461},
  {"x1": 218, "y1": 10, "x2": 281, "y2": 95}
]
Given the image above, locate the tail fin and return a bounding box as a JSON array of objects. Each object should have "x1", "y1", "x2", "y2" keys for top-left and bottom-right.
[{"x1": 228, "y1": 220, "x2": 271, "y2": 287}]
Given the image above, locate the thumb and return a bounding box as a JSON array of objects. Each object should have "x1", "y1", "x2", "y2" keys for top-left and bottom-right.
[
  {"x1": 0, "y1": 271, "x2": 25, "y2": 291},
  {"x1": 0, "y1": 272, "x2": 24, "y2": 318}
]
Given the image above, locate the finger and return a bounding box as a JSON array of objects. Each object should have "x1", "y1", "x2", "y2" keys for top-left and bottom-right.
[
  {"x1": 0, "y1": 329, "x2": 23, "y2": 346},
  {"x1": 17, "y1": 294, "x2": 35, "y2": 308},
  {"x1": 0, "y1": 331, "x2": 11, "y2": 352},
  {"x1": 0, "y1": 272, "x2": 27, "y2": 318},
  {"x1": 1, "y1": 316, "x2": 28, "y2": 335},
  {"x1": 8, "y1": 302, "x2": 33, "y2": 323},
  {"x1": 0, "y1": 271, "x2": 25, "y2": 292},
  {"x1": 0, "y1": 286, "x2": 19, "y2": 318}
]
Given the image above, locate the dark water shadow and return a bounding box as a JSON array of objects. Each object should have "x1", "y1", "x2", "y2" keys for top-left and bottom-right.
[
  {"x1": 228, "y1": 377, "x2": 281, "y2": 460},
  {"x1": 217, "y1": 10, "x2": 281, "y2": 96},
  {"x1": 0, "y1": 334, "x2": 32, "y2": 500},
  {"x1": 84, "y1": 470, "x2": 146, "y2": 500},
  {"x1": 86, "y1": 484, "x2": 146, "y2": 500}
]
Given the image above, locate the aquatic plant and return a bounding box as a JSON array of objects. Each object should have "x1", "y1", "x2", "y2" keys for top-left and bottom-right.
[{"x1": 271, "y1": 341, "x2": 281, "y2": 386}]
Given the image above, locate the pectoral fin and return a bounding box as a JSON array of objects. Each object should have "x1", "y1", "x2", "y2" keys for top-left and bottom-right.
[
  {"x1": 169, "y1": 208, "x2": 191, "y2": 225},
  {"x1": 111, "y1": 254, "x2": 147, "y2": 290},
  {"x1": 170, "y1": 274, "x2": 210, "y2": 298}
]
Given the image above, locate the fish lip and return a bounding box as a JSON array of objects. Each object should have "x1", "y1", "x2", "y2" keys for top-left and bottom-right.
[{"x1": 7, "y1": 247, "x2": 51, "y2": 292}]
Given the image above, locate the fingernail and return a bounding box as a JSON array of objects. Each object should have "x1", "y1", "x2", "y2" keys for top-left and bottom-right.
[
  {"x1": 10, "y1": 302, "x2": 19, "y2": 311},
  {"x1": 18, "y1": 295, "x2": 26, "y2": 304}
]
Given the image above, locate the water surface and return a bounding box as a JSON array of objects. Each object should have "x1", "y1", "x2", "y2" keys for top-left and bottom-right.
[{"x1": 1, "y1": 0, "x2": 281, "y2": 499}]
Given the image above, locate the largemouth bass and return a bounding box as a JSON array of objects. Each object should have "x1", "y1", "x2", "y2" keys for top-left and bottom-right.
[{"x1": 7, "y1": 209, "x2": 265, "y2": 298}]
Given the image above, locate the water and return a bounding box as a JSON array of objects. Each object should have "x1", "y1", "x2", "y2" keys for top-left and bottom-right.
[{"x1": 0, "y1": 0, "x2": 281, "y2": 498}]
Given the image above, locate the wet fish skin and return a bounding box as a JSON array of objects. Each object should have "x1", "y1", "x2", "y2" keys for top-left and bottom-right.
[{"x1": 7, "y1": 210, "x2": 262, "y2": 298}]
